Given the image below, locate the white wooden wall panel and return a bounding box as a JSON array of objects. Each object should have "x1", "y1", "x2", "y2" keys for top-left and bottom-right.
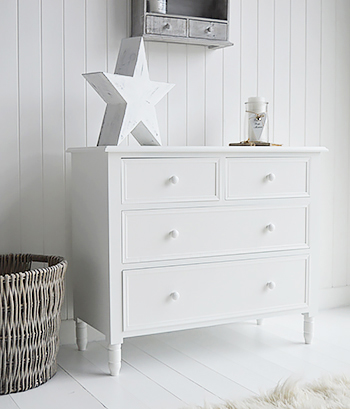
[
  {"x1": 332, "y1": 0, "x2": 350, "y2": 287},
  {"x1": 63, "y1": 0, "x2": 87, "y2": 319},
  {"x1": 319, "y1": 0, "x2": 336, "y2": 289},
  {"x1": 205, "y1": 48, "x2": 224, "y2": 145},
  {"x1": 1, "y1": 0, "x2": 350, "y2": 319},
  {"x1": 257, "y1": 0, "x2": 274, "y2": 143},
  {"x1": 187, "y1": 46, "x2": 205, "y2": 146},
  {"x1": 318, "y1": 0, "x2": 336, "y2": 288},
  {"x1": 41, "y1": 0, "x2": 68, "y2": 318},
  {"x1": 42, "y1": 0, "x2": 65, "y2": 257},
  {"x1": 305, "y1": 0, "x2": 321, "y2": 147},
  {"x1": 86, "y1": 0, "x2": 107, "y2": 147},
  {"x1": 240, "y1": 0, "x2": 258, "y2": 140},
  {"x1": 0, "y1": 1, "x2": 21, "y2": 253},
  {"x1": 147, "y1": 42, "x2": 169, "y2": 146},
  {"x1": 274, "y1": 0, "x2": 291, "y2": 146},
  {"x1": 42, "y1": 0, "x2": 67, "y2": 320},
  {"x1": 223, "y1": 0, "x2": 241, "y2": 145},
  {"x1": 64, "y1": 0, "x2": 86, "y2": 150},
  {"x1": 168, "y1": 44, "x2": 187, "y2": 146},
  {"x1": 107, "y1": 0, "x2": 126, "y2": 72},
  {"x1": 18, "y1": 0, "x2": 44, "y2": 254},
  {"x1": 289, "y1": 0, "x2": 306, "y2": 147}
]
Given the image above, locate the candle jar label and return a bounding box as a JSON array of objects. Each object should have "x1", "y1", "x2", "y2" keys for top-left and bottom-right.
[{"x1": 248, "y1": 113, "x2": 267, "y2": 141}]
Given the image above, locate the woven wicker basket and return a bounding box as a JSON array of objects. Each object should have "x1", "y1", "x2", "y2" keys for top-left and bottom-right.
[{"x1": 0, "y1": 254, "x2": 67, "y2": 394}]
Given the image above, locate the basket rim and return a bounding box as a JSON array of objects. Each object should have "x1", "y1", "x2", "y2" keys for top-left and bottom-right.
[{"x1": 0, "y1": 253, "x2": 67, "y2": 278}]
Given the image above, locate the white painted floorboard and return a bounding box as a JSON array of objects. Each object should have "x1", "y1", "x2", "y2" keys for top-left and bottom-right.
[
  {"x1": 1, "y1": 307, "x2": 350, "y2": 409},
  {"x1": 8, "y1": 367, "x2": 106, "y2": 409}
]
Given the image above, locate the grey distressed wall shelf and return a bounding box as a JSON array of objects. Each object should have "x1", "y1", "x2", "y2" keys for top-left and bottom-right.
[{"x1": 131, "y1": 0, "x2": 233, "y2": 49}]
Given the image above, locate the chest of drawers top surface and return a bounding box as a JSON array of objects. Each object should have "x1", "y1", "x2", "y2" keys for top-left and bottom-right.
[{"x1": 69, "y1": 146, "x2": 327, "y2": 154}]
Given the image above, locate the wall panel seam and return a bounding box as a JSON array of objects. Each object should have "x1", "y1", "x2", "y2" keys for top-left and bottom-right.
[
  {"x1": 204, "y1": 48, "x2": 207, "y2": 145},
  {"x1": 288, "y1": 0, "x2": 292, "y2": 146},
  {"x1": 84, "y1": 0, "x2": 87, "y2": 146},
  {"x1": 239, "y1": 0, "x2": 243, "y2": 139},
  {"x1": 40, "y1": 0, "x2": 45, "y2": 253},
  {"x1": 318, "y1": 0, "x2": 322, "y2": 147},
  {"x1": 186, "y1": 45, "x2": 189, "y2": 146},
  {"x1": 304, "y1": 0, "x2": 307, "y2": 146},
  {"x1": 16, "y1": 0, "x2": 22, "y2": 252},
  {"x1": 272, "y1": 0, "x2": 276, "y2": 144},
  {"x1": 62, "y1": 0, "x2": 68, "y2": 320},
  {"x1": 105, "y1": 0, "x2": 108, "y2": 71},
  {"x1": 166, "y1": 43, "x2": 169, "y2": 145},
  {"x1": 257, "y1": 0, "x2": 259, "y2": 94},
  {"x1": 221, "y1": 49, "x2": 225, "y2": 146}
]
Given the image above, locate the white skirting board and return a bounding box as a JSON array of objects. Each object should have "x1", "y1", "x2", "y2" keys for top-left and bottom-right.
[
  {"x1": 319, "y1": 285, "x2": 350, "y2": 310},
  {"x1": 59, "y1": 319, "x2": 105, "y2": 346}
]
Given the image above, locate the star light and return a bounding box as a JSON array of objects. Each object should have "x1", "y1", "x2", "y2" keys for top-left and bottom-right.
[{"x1": 83, "y1": 37, "x2": 174, "y2": 146}]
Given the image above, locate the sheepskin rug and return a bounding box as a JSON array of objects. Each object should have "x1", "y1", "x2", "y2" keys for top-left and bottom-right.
[{"x1": 188, "y1": 375, "x2": 350, "y2": 409}]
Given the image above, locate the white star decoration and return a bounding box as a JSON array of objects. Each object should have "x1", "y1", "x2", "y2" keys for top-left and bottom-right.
[{"x1": 83, "y1": 37, "x2": 174, "y2": 146}]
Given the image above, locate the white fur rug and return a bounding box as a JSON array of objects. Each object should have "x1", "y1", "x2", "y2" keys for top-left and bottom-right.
[{"x1": 187, "y1": 375, "x2": 350, "y2": 409}]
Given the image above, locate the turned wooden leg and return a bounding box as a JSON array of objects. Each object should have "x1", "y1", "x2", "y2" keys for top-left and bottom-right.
[
  {"x1": 256, "y1": 319, "x2": 264, "y2": 326},
  {"x1": 108, "y1": 344, "x2": 122, "y2": 376},
  {"x1": 76, "y1": 318, "x2": 88, "y2": 351},
  {"x1": 303, "y1": 313, "x2": 314, "y2": 344}
]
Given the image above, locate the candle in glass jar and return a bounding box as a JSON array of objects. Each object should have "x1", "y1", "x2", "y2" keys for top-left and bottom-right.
[{"x1": 244, "y1": 96, "x2": 269, "y2": 142}]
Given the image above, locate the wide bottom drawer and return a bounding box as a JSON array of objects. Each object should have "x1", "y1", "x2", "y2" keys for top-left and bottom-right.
[{"x1": 123, "y1": 256, "x2": 308, "y2": 332}]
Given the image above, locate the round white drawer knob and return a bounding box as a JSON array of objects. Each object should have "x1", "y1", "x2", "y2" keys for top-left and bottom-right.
[
  {"x1": 171, "y1": 291, "x2": 180, "y2": 301},
  {"x1": 169, "y1": 175, "x2": 179, "y2": 185},
  {"x1": 170, "y1": 229, "x2": 179, "y2": 239},
  {"x1": 267, "y1": 281, "x2": 276, "y2": 290},
  {"x1": 267, "y1": 173, "x2": 276, "y2": 182},
  {"x1": 267, "y1": 223, "x2": 276, "y2": 232}
]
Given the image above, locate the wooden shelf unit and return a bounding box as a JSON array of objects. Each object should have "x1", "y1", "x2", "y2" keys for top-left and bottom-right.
[{"x1": 131, "y1": 0, "x2": 232, "y2": 49}]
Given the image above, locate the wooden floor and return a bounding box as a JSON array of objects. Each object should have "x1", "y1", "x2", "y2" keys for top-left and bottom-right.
[{"x1": 2, "y1": 306, "x2": 350, "y2": 409}]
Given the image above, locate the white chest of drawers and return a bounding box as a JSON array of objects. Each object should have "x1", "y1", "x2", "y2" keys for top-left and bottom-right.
[{"x1": 69, "y1": 146, "x2": 326, "y2": 375}]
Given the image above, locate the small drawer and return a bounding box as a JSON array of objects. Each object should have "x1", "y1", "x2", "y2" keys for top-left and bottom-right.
[
  {"x1": 122, "y1": 158, "x2": 219, "y2": 204},
  {"x1": 226, "y1": 158, "x2": 309, "y2": 200},
  {"x1": 123, "y1": 256, "x2": 308, "y2": 332},
  {"x1": 146, "y1": 15, "x2": 187, "y2": 37},
  {"x1": 189, "y1": 19, "x2": 227, "y2": 41},
  {"x1": 122, "y1": 205, "x2": 308, "y2": 263}
]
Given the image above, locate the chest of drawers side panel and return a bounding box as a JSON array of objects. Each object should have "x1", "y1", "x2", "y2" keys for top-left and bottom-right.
[
  {"x1": 70, "y1": 150, "x2": 112, "y2": 340},
  {"x1": 107, "y1": 153, "x2": 125, "y2": 345},
  {"x1": 305, "y1": 153, "x2": 322, "y2": 316}
]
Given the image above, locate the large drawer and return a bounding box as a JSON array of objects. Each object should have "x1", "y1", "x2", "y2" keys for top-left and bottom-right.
[
  {"x1": 122, "y1": 158, "x2": 219, "y2": 204},
  {"x1": 226, "y1": 158, "x2": 309, "y2": 200},
  {"x1": 123, "y1": 256, "x2": 308, "y2": 332},
  {"x1": 122, "y1": 205, "x2": 308, "y2": 263}
]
